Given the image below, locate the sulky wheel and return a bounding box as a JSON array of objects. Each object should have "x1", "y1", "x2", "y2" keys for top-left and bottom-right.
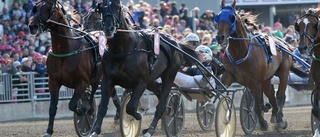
[
  {"x1": 73, "y1": 91, "x2": 97, "y2": 137},
  {"x1": 162, "y1": 91, "x2": 185, "y2": 137},
  {"x1": 120, "y1": 92, "x2": 142, "y2": 137},
  {"x1": 196, "y1": 101, "x2": 215, "y2": 131},
  {"x1": 240, "y1": 88, "x2": 258, "y2": 134},
  {"x1": 311, "y1": 112, "x2": 320, "y2": 135},
  {"x1": 215, "y1": 96, "x2": 236, "y2": 137}
]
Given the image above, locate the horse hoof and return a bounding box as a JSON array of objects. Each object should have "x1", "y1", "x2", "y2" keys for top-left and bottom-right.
[
  {"x1": 270, "y1": 116, "x2": 277, "y2": 123},
  {"x1": 126, "y1": 107, "x2": 142, "y2": 120},
  {"x1": 276, "y1": 121, "x2": 288, "y2": 130},
  {"x1": 113, "y1": 119, "x2": 119, "y2": 125},
  {"x1": 87, "y1": 107, "x2": 95, "y2": 115},
  {"x1": 90, "y1": 132, "x2": 99, "y2": 137},
  {"x1": 142, "y1": 128, "x2": 155, "y2": 137},
  {"x1": 42, "y1": 133, "x2": 51, "y2": 137},
  {"x1": 260, "y1": 120, "x2": 268, "y2": 131},
  {"x1": 263, "y1": 103, "x2": 272, "y2": 112}
]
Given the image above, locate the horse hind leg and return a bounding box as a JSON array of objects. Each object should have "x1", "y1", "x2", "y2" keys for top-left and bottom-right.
[
  {"x1": 262, "y1": 79, "x2": 278, "y2": 123},
  {"x1": 43, "y1": 80, "x2": 61, "y2": 137},
  {"x1": 143, "y1": 74, "x2": 176, "y2": 137}
]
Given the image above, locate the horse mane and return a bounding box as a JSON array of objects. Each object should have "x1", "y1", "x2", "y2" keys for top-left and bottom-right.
[
  {"x1": 238, "y1": 10, "x2": 260, "y2": 32},
  {"x1": 59, "y1": 0, "x2": 82, "y2": 27}
]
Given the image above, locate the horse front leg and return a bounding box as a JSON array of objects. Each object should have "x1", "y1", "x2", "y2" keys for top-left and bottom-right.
[
  {"x1": 111, "y1": 87, "x2": 121, "y2": 124},
  {"x1": 221, "y1": 71, "x2": 235, "y2": 88},
  {"x1": 69, "y1": 81, "x2": 87, "y2": 115},
  {"x1": 43, "y1": 79, "x2": 61, "y2": 137},
  {"x1": 126, "y1": 80, "x2": 146, "y2": 120},
  {"x1": 261, "y1": 79, "x2": 278, "y2": 123},
  {"x1": 251, "y1": 85, "x2": 268, "y2": 131},
  {"x1": 91, "y1": 76, "x2": 114, "y2": 136}
]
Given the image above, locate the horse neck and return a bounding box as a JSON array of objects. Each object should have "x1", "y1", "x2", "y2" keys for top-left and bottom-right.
[
  {"x1": 314, "y1": 32, "x2": 320, "y2": 58},
  {"x1": 228, "y1": 21, "x2": 250, "y2": 57},
  {"x1": 109, "y1": 16, "x2": 134, "y2": 51},
  {"x1": 48, "y1": 19, "x2": 79, "y2": 53}
]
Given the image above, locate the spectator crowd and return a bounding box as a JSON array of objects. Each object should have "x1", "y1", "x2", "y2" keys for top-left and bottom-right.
[{"x1": 0, "y1": 0, "x2": 303, "y2": 101}]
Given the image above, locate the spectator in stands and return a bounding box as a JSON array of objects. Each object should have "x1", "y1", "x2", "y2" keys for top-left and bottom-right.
[
  {"x1": 21, "y1": 57, "x2": 32, "y2": 72},
  {"x1": 1, "y1": 7, "x2": 11, "y2": 21},
  {"x1": 273, "y1": 22, "x2": 284, "y2": 39},
  {"x1": 73, "y1": 0, "x2": 87, "y2": 16},
  {"x1": 160, "y1": 1, "x2": 167, "y2": 20},
  {"x1": 170, "y1": 1, "x2": 179, "y2": 16},
  {"x1": 1, "y1": 58, "x2": 17, "y2": 74},
  {"x1": 31, "y1": 52, "x2": 47, "y2": 98},
  {"x1": 12, "y1": 60, "x2": 29, "y2": 101},
  {"x1": 179, "y1": 3, "x2": 188, "y2": 21}
]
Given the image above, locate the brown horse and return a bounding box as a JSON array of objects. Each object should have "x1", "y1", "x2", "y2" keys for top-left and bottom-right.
[
  {"x1": 215, "y1": 0, "x2": 293, "y2": 131},
  {"x1": 28, "y1": 0, "x2": 121, "y2": 136},
  {"x1": 294, "y1": 8, "x2": 320, "y2": 134}
]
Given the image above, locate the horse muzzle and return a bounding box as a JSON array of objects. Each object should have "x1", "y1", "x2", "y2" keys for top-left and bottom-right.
[
  {"x1": 216, "y1": 34, "x2": 226, "y2": 44},
  {"x1": 29, "y1": 25, "x2": 40, "y2": 35}
]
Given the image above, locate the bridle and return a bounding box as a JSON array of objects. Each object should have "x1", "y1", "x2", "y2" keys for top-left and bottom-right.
[
  {"x1": 99, "y1": 0, "x2": 122, "y2": 33},
  {"x1": 295, "y1": 12, "x2": 320, "y2": 53},
  {"x1": 32, "y1": 0, "x2": 57, "y2": 33}
]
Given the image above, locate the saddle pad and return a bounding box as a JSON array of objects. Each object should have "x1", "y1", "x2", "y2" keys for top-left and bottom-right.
[{"x1": 268, "y1": 36, "x2": 277, "y2": 56}]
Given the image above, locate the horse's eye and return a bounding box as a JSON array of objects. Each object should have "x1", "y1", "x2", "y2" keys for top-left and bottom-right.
[
  {"x1": 32, "y1": 6, "x2": 37, "y2": 13},
  {"x1": 229, "y1": 15, "x2": 235, "y2": 23}
]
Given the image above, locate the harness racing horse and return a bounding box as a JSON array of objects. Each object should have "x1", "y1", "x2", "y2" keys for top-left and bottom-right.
[
  {"x1": 294, "y1": 8, "x2": 320, "y2": 134},
  {"x1": 89, "y1": 0, "x2": 198, "y2": 136},
  {"x1": 215, "y1": 0, "x2": 293, "y2": 131},
  {"x1": 28, "y1": 0, "x2": 120, "y2": 136}
]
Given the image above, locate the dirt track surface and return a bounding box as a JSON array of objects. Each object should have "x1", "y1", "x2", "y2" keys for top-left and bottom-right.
[{"x1": 0, "y1": 106, "x2": 313, "y2": 137}]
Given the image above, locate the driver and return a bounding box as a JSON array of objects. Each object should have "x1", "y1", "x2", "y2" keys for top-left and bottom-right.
[{"x1": 173, "y1": 33, "x2": 223, "y2": 89}]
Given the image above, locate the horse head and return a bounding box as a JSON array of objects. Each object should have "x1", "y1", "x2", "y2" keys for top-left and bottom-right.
[
  {"x1": 83, "y1": 9, "x2": 103, "y2": 31},
  {"x1": 295, "y1": 8, "x2": 320, "y2": 55},
  {"x1": 29, "y1": 0, "x2": 59, "y2": 35},
  {"x1": 214, "y1": 0, "x2": 238, "y2": 46},
  {"x1": 96, "y1": 0, "x2": 123, "y2": 38}
]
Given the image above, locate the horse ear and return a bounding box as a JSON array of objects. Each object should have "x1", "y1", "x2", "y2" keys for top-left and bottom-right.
[
  {"x1": 95, "y1": 2, "x2": 101, "y2": 12},
  {"x1": 231, "y1": 0, "x2": 236, "y2": 9},
  {"x1": 220, "y1": 0, "x2": 225, "y2": 8}
]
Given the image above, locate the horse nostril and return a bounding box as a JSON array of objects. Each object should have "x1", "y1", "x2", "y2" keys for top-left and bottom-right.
[{"x1": 216, "y1": 35, "x2": 225, "y2": 44}]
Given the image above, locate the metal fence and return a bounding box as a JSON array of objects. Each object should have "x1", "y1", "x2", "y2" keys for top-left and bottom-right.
[{"x1": 0, "y1": 72, "x2": 126, "y2": 103}]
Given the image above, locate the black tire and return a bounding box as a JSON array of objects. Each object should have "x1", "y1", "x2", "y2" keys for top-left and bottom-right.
[
  {"x1": 312, "y1": 110, "x2": 320, "y2": 135},
  {"x1": 73, "y1": 92, "x2": 97, "y2": 137},
  {"x1": 162, "y1": 91, "x2": 185, "y2": 137},
  {"x1": 196, "y1": 101, "x2": 215, "y2": 131},
  {"x1": 215, "y1": 97, "x2": 236, "y2": 137},
  {"x1": 240, "y1": 88, "x2": 258, "y2": 134},
  {"x1": 119, "y1": 92, "x2": 142, "y2": 137}
]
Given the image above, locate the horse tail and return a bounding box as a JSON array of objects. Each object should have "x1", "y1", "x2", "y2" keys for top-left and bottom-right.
[{"x1": 178, "y1": 42, "x2": 199, "y2": 66}]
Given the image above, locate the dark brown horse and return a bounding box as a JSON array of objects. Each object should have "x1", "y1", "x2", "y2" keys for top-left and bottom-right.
[
  {"x1": 28, "y1": 0, "x2": 121, "y2": 136},
  {"x1": 215, "y1": 0, "x2": 293, "y2": 131},
  {"x1": 294, "y1": 8, "x2": 320, "y2": 134},
  {"x1": 88, "y1": 0, "x2": 199, "y2": 136}
]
